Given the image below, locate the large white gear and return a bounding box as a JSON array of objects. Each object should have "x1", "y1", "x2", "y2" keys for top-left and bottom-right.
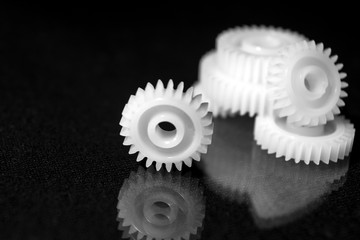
[
  {"x1": 120, "y1": 80, "x2": 214, "y2": 172},
  {"x1": 268, "y1": 40, "x2": 348, "y2": 126},
  {"x1": 117, "y1": 167, "x2": 205, "y2": 240},
  {"x1": 254, "y1": 115, "x2": 355, "y2": 164},
  {"x1": 216, "y1": 25, "x2": 306, "y2": 85},
  {"x1": 199, "y1": 51, "x2": 271, "y2": 117}
]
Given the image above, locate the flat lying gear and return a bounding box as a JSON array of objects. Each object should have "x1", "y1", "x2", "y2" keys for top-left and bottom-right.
[
  {"x1": 117, "y1": 167, "x2": 205, "y2": 240},
  {"x1": 269, "y1": 40, "x2": 348, "y2": 126},
  {"x1": 216, "y1": 25, "x2": 306, "y2": 85},
  {"x1": 120, "y1": 80, "x2": 214, "y2": 172},
  {"x1": 254, "y1": 115, "x2": 355, "y2": 164}
]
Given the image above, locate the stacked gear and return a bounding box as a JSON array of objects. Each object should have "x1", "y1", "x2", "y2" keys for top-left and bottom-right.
[
  {"x1": 195, "y1": 26, "x2": 306, "y2": 117},
  {"x1": 117, "y1": 167, "x2": 205, "y2": 240},
  {"x1": 255, "y1": 40, "x2": 354, "y2": 164},
  {"x1": 120, "y1": 80, "x2": 214, "y2": 171},
  {"x1": 195, "y1": 26, "x2": 355, "y2": 164}
]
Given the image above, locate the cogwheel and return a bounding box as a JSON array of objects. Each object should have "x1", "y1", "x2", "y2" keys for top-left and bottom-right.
[
  {"x1": 216, "y1": 25, "x2": 306, "y2": 85},
  {"x1": 199, "y1": 51, "x2": 271, "y2": 117},
  {"x1": 120, "y1": 80, "x2": 214, "y2": 172},
  {"x1": 117, "y1": 167, "x2": 205, "y2": 240},
  {"x1": 268, "y1": 40, "x2": 348, "y2": 126},
  {"x1": 254, "y1": 115, "x2": 355, "y2": 164}
]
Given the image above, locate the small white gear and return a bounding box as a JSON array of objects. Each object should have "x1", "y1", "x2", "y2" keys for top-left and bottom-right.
[
  {"x1": 117, "y1": 167, "x2": 205, "y2": 240},
  {"x1": 199, "y1": 51, "x2": 271, "y2": 117},
  {"x1": 120, "y1": 80, "x2": 214, "y2": 172},
  {"x1": 268, "y1": 40, "x2": 348, "y2": 126},
  {"x1": 216, "y1": 25, "x2": 306, "y2": 85},
  {"x1": 254, "y1": 115, "x2": 355, "y2": 164}
]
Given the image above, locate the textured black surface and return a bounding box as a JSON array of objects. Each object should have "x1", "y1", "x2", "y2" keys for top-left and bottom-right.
[{"x1": 1, "y1": 7, "x2": 360, "y2": 240}]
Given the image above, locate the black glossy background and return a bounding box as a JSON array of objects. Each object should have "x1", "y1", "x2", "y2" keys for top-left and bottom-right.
[{"x1": 1, "y1": 6, "x2": 360, "y2": 240}]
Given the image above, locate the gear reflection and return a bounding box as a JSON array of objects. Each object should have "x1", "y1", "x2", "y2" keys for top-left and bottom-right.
[
  {"x1": 202, "y1": 116, "x2": 349, "y2": 228},
  {"x1": 117, "y1": 167, "x2": 205, "y2": 240}
]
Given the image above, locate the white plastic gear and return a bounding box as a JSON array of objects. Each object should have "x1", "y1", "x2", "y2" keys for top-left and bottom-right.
[
  {"x1": 216, "y1": 25, "x2": 306, "y2": 85},
  {"x1": 199, "y1": 51, "x2": 271, "y2": 117},
  {"x1": 268, "y1": 40, "x2": 348, "y2": 126},
  {"x1": 254, "y1": 115, "x2": 355, "y2": 164},
  {"x1": 117, "y1": 167, "x2": 205, "y2": 240},
  {"x1": 120, "y1": 80, "x2": 214, "y2": 172}
]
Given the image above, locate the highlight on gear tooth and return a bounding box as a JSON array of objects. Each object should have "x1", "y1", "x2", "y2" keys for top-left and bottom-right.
[
  {"x1": 119, "y1": 79, "x2": 214, "y2": 172},
  {"x1": 268, "y1": 40, "x2": 348, "y2": 127}
]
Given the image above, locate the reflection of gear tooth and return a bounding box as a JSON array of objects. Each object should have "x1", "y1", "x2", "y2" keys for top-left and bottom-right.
[
  {"x1": 269, "y1": 40, "x2": 347, "y2": 126},
  {"x1": 120, "y1": 80, "x2": 213, "y2": 171},
  {"x1": 254, "y1": 115, "x2": 355, "y2": 164}
]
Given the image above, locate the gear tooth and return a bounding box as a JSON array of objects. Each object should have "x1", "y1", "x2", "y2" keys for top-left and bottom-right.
[
  {"x1": 197, "y1": 102, "x2": 209, "y2": 117},
  {"x1": 184, "y1": 86, "x2": 194, "y2": 103},
  {"x1": 330, "y1": 144, "x2": 340, "y2": 162},
  {"x1": 191, "y1": 94, "x2": 203, "y2": 109},
  {"x1": 324, "y1": 48, "x2": 332, "y2": 57},
  {"x1": 340, "y1": 91, "x2": 348, "y2": 98},
  {"x1": 332, "y1": 106, "x2": 341, "y2": 115},
  {"x1": 319, "y1": 115, "x2": 327, "y2": 125},
  {"x1": 136, "y1": 152, "x2": 145, "y2": 162},
  {"x1": 191, "y1": 152, "x2": 201, "y2": 161},
  {"x1": 326, "y1": 112, "x2": 335, "y2": 121},
  {"x1": 119, "y1": 117, "x2": 131, "y2": 128},
  {"x1": 167, "y1": 79, "x2": 174, "y2": 89},
  {"x1": 198, "y1": 145, "x2": 207, "y2": 154},
  {"x1": 203, "y1": 123, "x2": 214, "y2": 135},
  {"x1": 339, "y1": 72, "x2": 347, "y2": 79},
  {"x1": 165, "y1": 162, "x2": 172, "y2": 172},
  {"x1": 129, "y1": 145, "x2": 138, "y2": 154},
  {"x1": 155, "y1": 162, "x2": 162, "y2": 171},
  {"x1": 201, "y1": 136, "x2": 212, "y2": 145},
  {"x1": 120, "y1": 127, "x2": 130, "y2": 137},
  {"x1": 121, "y1": 104, "x2": 131, "y2": 118},
  {"x1": 304, "y1": 145, "x2": 311, "y2": 164},
  {"x1": 309, "y1": 40, "x2": 316, "y2": 50},
  {"x1": 145, "y1": 158, "x2": 153, "y2": 168},
  {"x1": 184, "y1": 158, "x2": 193, "y2": 167},
  {"x1": 336, "y1": 63, "x2": 344, "y2": 71},
  {"x1": 155, "y1": 80, "x2": 165, "y2": 96},
  {"x1": 145, "y1": 82, "x2": 155, "y2": 93},
  {"x1": 331, "y1": 55, "x2": 338, "y2": 63},
  {"x1": 201, "y1": 112, "x2": 213, "y2": 126},
  {"x1": 337, "y1": 99, "x2": 345, "y2": 107},
  {"x1": 123, "y1": 136, "x2": 133, "y2": 146},
  {"x1": 317, "y1": 42, "x2": 324, "y2": 51},
  {"x1": 175, "y1": 162, "x2": 183, "y2": 171},
  {"x1": 341, "y1": 81, "x2": 349, "y2": 88}
]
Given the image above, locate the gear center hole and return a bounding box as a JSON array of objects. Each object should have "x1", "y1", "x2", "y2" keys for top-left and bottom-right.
[
  {"x1": 151, "y1": 201, "x2": 172, "y2": 225},
  {"x1": 156, "y1": 121, "x2": 177, "y2": 141},
  {"x1": 304, "y1": 69, "x2": 328, "y2": 98}
]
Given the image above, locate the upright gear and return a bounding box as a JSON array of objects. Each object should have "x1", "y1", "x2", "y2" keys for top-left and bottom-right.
[
  {"x1": 199, "y1": 51, "x2": 271, "y2": 117},
  {"x1": 268, "y1": 40, "x2": 348, "y2": 126},
  {"x1": 216, "y1": 25, "x2": 306, "y2": 85},
  {"x1": 120, "y1": 80, "x2": 214, "y2": 172},
  {"x1": 254, "y1": 115, "x2": 355, "y2": 164},
  {"x1": 117, "y1": 167, "x2": 205, "y2": 240}
]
